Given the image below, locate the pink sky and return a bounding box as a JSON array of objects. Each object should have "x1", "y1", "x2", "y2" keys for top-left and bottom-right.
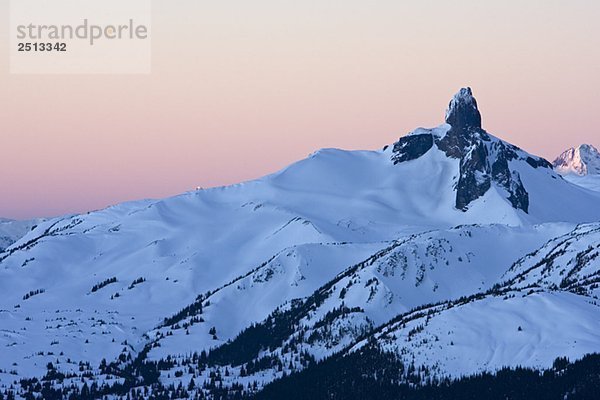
[{"x1": 1, "y1": 0, "x2": 599, "y2": 219}]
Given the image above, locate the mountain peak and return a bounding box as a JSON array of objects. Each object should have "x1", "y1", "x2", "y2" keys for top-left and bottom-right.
[
  {"x1": 392, "y1": 87, "x2": 556, "y2": 214},
  {"x1": 553, "y1": 144, "x2": 600, "y2": 176},
  {"x1": 445, "y1": 87, "x2": 482, "y2": 129}
]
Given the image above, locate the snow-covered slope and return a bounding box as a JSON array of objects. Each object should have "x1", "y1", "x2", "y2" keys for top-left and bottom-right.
[
  {"x1": 560, "y1": 174, "x2": 600, "y2": 192},
  {"x1": 140, "y1": 222, "x2": 598, "y2": 393},
  {"x1": 146, "y1": 224, "x2": 566, "y2": 359},
  {"x1": 0, "y1": 217, "x2": 43, "y2": 252},
  {"x1": 2, "y1": 88, "x2": 600, "y2": 399},
  {"x1": 503, "y1": 223, "x2": 600, "y2": 296},
  {"x1": 0, "y1": 240, "x2": 383, "y2": 383},
  {"x1": 356, "y1": 289, "x2": 600, "y2": 378},
  {"x1": 344, "y1": 222, "x2": 600, "y2": 379}
]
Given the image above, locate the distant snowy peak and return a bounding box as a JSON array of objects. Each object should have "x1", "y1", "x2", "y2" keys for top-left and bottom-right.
[
  {"x1": 552, "y1": 144, "x2": 600, "y2": 176},
  {"x1": 392, "y1": 88, "x2": 552, "y2": 213}
]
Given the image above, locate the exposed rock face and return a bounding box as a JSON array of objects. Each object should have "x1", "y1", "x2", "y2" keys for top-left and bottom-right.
[
  {"x1": 526, "y1": 156, "x2": 553, "y2": 169},
  {"x1": 390, "y1": 88, "x2": 553, "y2": 213},
  {"x1": 391, "y1": 134, "x2": 433, "y2": 164},
  {"x1": 444, "y1": 87, "x2": 482, "y2": 130}
]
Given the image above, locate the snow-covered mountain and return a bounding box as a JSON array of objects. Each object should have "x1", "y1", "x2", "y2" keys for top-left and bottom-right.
[
  {"x1": 553, "y1": 144, "x2": 600, "y2": 192},
  {"x1": 553, "y1": 144, "x2": 600, "y2": 176},
  {"x1": 2, "y1": 88, "x2": 600, "y2": 399},
  {"x1": 389, "y1": 88, "x2": 600, "y2": 221}
]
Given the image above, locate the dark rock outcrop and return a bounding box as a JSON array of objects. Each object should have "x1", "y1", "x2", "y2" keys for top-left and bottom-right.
[
  {"x1": 391, "y1": 134, "x2": 434, "y2": 164},
  {"x1": 438, "y1": 88, "x2": 530, "y2": 212},
  {"x1": 444, "y1": 87, "x2": 482, "y2": 130},
  {"x1": 526, "y1": 156, "x2": 553, "y2": 169}
]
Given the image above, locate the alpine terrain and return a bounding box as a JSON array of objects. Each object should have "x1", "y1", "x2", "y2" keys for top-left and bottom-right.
[
  {"x1": 1, "y1": 88, "x2": 599, "y2": 399},
  {"x1": 553, "y1": 144, "x2": 600, "y2": 192}
]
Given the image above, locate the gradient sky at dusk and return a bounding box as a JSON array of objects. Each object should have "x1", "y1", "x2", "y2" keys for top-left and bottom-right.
[{"x1": 1, "y1": 0, "x2": 599, "y2": 219}]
